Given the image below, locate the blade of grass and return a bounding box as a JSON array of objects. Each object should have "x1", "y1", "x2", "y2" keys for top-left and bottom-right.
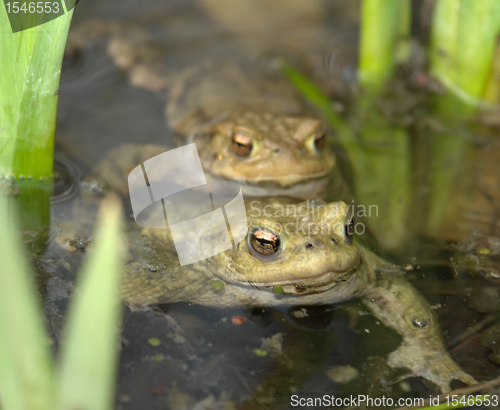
[
  {"x1": 0, "y1": 193, "x2": 55, "y2": 410},
  {"x1": 0, "y1": 6, "x2": 74, "y2": 180},
  {"x1": 281, "y1": 62, "x2": 358, "y2": 161},
  {"x1": 56, "y1": 195, "x2": 124, "y2": 410},
  {"x1": 281, "y1": 61, "x2": 347, "y2": 132}
]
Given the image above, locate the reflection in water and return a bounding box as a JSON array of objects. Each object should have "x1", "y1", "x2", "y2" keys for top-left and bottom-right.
[{"x1": 52, "y1": 158, "x2": 80, "y2": 204}]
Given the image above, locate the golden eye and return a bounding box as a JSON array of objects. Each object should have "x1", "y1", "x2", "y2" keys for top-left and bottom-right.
[
  {"x1": 345, "y1": 216, "x2": 355, "y2": 241},
  {"x1": 251, "y1": 230, "x2": 280, "y2": 255},
  {"x1": 314, "y1": 132, "x2": 326, "y2": 151},
  {"x1": 231, "y1": 133, "x2": 253, "y2": 156}
]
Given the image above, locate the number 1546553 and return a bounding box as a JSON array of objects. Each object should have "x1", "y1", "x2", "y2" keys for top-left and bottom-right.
[{"x1": 5, "y1": 2, "x2": 60, "y2": 14}]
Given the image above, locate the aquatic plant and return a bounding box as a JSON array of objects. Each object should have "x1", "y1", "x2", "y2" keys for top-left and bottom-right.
[
  {"x1": 0, "y1": 6, "x2": 74, "y2": 181},
  {"x1": 0, "y1": 194, "x2": 124, "y2": 410},
  {"x1": 354, "y1": 0, "x2": 412, "y2": 251},
  {"x1": 0, "y1": 5, "x2": 74, "y2": 232},
  {"x1": 430, "y1": 0, "x2": 500, "y2": 106},
  {"x1": 427, "y1": 0, "x2": 500, "y2": 235},
  {"x1": 285, "y1": 0, "x2": 500, "y2": 250},
  {"x1": 359, "y1": 0, "x2": 411, "y2": 96}
]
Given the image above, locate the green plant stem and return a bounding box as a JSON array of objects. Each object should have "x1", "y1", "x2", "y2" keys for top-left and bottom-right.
[
  {"x1": 0, "y1": 7, "x2": 74, "y2": 180},
  {"x1": 359, "y1": 0, "x2": 411, "y2": 96},
  {"x1": 431, "y1": 0, "x2": 500, "y2": 105},
  {"x1": 356, "y1": 0, "x2": 413, "y2": 251},
  {"x1": 5, "y1": 180, "x2": 54, "y2": 245},
  {"x1": 427, "y1": 0, "x2": 500, "y2": 235}
]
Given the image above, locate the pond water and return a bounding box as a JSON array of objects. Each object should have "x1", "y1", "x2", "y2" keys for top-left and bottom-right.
[{"x1": 34, "y1": 0, "x2": 500, "y2": 408}]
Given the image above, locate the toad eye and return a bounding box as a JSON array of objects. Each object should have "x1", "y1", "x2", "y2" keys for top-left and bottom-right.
[
  {"x1": 250, "y1": 230, "x2": 280, "y2": 255},
  {"x1": 314, "y1": 132, "x2": 326, "y2": 151},
  {"x1": 231, "y1": 133, "x2": 253, "y2": 156},
  {"x1": 345, "y1": 216, "x2": 355, "y2": 242}
]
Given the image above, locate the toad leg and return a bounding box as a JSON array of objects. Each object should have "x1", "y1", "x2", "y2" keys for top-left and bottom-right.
[{"x1": 362, "y1": 276, "x2": 477, "y2": 393}]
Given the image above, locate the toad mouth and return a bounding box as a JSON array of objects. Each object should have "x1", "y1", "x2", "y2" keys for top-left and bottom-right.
[
  {"x1": 243, "y1": 267, "x2": 358, "y2": 295},
  {"x1": 224, "y1": 173, "x2": 330, "y2": 187}
]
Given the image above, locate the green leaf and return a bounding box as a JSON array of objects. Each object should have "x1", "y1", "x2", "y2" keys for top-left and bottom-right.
[
  {"x1": 56, "y1": 195, "x2": 124, "y2": 410},
  {"x1": 0, "y1": 5, "x2": 73, "y2": 179},
  {"x1": 0, "y1": 192, "x2": 55, "y2": 410}
]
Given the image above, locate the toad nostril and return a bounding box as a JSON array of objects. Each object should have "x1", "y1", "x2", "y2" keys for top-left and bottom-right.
[
  {"x1": 305, "y1": 243, "x2": 314, "y2": 249},
  {"x1": 331, "y1": 238, "x2": 337, "y2": 245}
]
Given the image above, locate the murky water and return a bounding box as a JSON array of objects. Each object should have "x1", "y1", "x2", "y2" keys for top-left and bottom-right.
[{"x1": 32, "y1": 0, "x2": 500, "y2": 409}]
